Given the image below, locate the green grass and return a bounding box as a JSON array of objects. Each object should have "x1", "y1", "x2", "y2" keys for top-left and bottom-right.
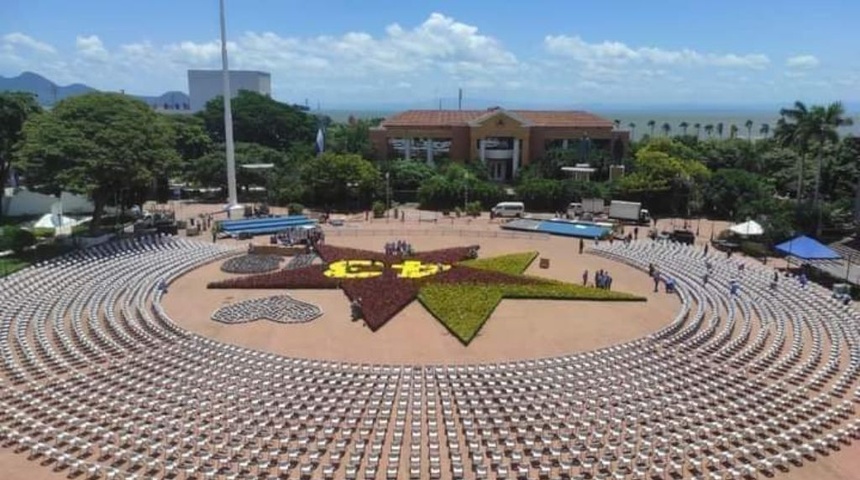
[
  {"x1": 418, "y1": 282, "x2": 645, "y2": 345},
  {"x1": 0, "y1": 257, "x2": 31, "y2": 277},
  {"x1": 459, "y1": 251, "x2": 538, "y2": 275},
  {"x1": 0, "y1": 242, "x2": 75, "y2": 278}
]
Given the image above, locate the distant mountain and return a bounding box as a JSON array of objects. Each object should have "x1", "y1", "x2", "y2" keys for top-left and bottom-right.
[{"x1": 0, "y1": 71, "x2": 190, "y2": 110}]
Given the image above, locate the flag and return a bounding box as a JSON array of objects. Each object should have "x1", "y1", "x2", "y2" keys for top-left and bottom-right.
[{"x1": 315, "y1": 128, "x2": 325, "y2": 155}]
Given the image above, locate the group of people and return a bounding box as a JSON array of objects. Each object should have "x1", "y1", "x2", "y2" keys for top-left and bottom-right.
[
  {"x1": 385, "y1": 240, "x2": 413, "y2": 256},
  {"x1": 582, "y1": 269, "x2": 614, "y2": 290},
  {"x1": 272, "y1": 226, "x2": 325, "y2": 247},
  {"x1": 648, "y1": 263, "x2": 675, "y2": 294}
]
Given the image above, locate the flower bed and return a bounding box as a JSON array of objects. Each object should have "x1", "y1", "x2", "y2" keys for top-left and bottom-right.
[
  {"x1": 419, "y1": 282, "x2": 645, "y2": 344},
  {"x1": 341, "y1": 270, "x2": 419, "y2": 331},
  {"x1": 208, "y1": 264, "x2": 339, "y2": 290},
  {"x1": 459, "y1": 251, "x2": 538, "y2": 275},
  {"x1": 429, "y1": 265, "x2": 544, "y2": 286}
]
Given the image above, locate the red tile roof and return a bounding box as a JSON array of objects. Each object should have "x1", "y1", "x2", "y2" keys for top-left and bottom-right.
[{"x1": 379, "y1": 109, "x2": 613, "y2": 128}]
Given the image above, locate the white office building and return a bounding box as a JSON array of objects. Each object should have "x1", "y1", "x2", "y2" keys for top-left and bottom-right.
[{"x1": 187, "y1": 70, "x2": 271, "y2": 112}]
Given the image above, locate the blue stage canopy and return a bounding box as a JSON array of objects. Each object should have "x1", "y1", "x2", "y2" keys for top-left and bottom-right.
[{"x1": 774, "y1": 235, "x2": 841, "y2": 260}]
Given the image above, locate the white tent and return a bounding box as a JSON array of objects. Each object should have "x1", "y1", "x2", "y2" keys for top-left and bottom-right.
[{"x1": 730, "y1": 219, "x2": 764, "y2": 236}]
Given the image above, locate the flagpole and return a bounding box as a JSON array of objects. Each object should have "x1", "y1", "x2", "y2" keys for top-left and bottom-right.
[{"x1": 220, "y1": 0, "x2": 239, "y2": 210}]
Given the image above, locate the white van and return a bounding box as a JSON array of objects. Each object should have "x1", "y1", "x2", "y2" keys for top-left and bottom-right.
[{"x1": 491, "y1": 201, "x2": 525, "y2": 218}]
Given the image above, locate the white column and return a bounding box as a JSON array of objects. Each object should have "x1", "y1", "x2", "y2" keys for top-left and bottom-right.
[
  {"x1": 512, "y1": 138, "x2": 520, "y2": 178},
  {"x1": 404, "y1": 138, "x2": 411, "y2": 160},
  {"x1": 479, "y1": 139, "x2": 486, "y2": 164},
  {"x1": 220, "y1": 0, "x2": 238, "y2": 209},
  {"x1": 562, "y1": 139, "x2": 569, "y2": 150},
  {"x1": 426, "y1": 140, "x2": 434, "y2": 165}
]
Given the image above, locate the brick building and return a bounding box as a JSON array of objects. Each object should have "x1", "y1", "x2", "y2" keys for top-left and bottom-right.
[{"x1": 369, "y1": 107, "x2": 629, "y2": 181}]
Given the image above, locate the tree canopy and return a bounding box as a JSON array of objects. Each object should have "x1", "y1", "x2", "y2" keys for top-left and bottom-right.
[
  {"x1": 0, "y1": 91, "x2": 41, "y2": 198},
  {"x1": 300, "y1": 152, "x2": 381, "y2": 209},
  {"x1": 16, "y1": 92, "x2": 177, "y2": 231},
  {"x1": 198, "y1": 90, "x2": 317, "y2": 151}
]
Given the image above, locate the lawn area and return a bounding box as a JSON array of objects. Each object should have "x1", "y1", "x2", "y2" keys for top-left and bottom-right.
[{"x1": 418, "y1": 281, "x2": 645, "y2": 345}]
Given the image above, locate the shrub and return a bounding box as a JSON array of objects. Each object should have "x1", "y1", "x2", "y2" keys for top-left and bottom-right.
[
  {"x1": 0, "y1": 226, "x2": 36, "y2": 254},
  {"x1": 372, "y1": 201, "x2": 387, "y2": 218},
  {"x1": 739, "y1": 241, "x2": 769, "y2": 258},
  {"x1": 287, "y1": 203, "x2": 305, "y2": 215},
  {"x1": 32, "y1": 227, "x2": 56, "y2": 240},
  {"x1": 465, "y1": 201, "x2": 482, "y2": 217}
]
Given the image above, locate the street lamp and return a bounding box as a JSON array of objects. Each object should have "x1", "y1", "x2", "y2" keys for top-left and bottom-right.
[{"x1": 464, "y1": 173, "x2": 470, "y2": 210}]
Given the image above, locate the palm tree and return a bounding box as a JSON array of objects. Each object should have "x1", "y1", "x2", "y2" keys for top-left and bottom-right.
[
  {"x1": 759, "y1": 123, "x2": 770, "y2": 138},
  {"x1": 647, "y1": 120, "x2": 656, "y2": 137},
  {"x1": 694, "y1": 123, "x2": 702, "y2": 138},
  {"x1": 729, "y1": 124, "x2": 739, "y2": 139},
  {"x1": 613, "y1": 119, "x2": 621, "y2": 130},
  {"x1": 704, "y1": 124, "x2": 714, "y2": 138},
  {"x1": 745, "y1": 119, "x2": 754, "y2": 141},
  {"x1": 661, "y1": 122, "x2": 671, "y2": 137},
  {"x1": 716, "y1": 122, "x2": 724, "y2": 139},
  {"x1": 628, "y1": 122, "x2": 636, "y2": 140},
  {"x1": 679, "y1": 121, "x2": 689, "y2": 136},
  {"x1": 776, "y1": 101, "x2": 853, "y2": 234}
]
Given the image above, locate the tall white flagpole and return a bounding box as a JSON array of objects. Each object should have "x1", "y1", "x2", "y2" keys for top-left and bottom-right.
[{"x1": 219, "y1": 0, "x2": 239, "y2": 210}]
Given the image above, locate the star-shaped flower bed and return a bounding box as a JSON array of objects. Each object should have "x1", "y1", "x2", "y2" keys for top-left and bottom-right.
[{"x1": 208, "y1": 245, "x2": 645, "y2": 344}]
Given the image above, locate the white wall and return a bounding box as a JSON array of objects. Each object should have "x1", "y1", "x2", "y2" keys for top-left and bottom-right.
[
  {"x1": 2, "y1": 189, "x2": 95, "y2": 217},
  {"x1": 188, "y1": 70, "x2": 272, "y2": 112}
]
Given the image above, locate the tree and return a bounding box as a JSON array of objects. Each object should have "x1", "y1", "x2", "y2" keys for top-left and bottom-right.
[
  {"x1": 716, "y1": 122, "x2": 724, "y2": 139},
  {"x1": 186, "y1": 142, "x2": 292, "y2": 196},
  {"x1": 694, "y1": 123, "x2": 701, "y2": 138},
  {"x1": 679, "y1": 121, "x2": 689, "y2": 136},
  {"x1": 628, "y1": 122, "x2": 636, "y2": 139},
  {"x1": 704, "y1": 124, "x2": 714, "y2": 138},
  {"x1": 326, "y1": 119, "x2": 374, "y2": 158},
  {"x1": 729, "y1": 124, "x2": 739, "y2": 139},
  {"x1": 164, "y1": 114, "x2": 212, "y2": 161},
  {"x1": 745, "y1": 119, "x2": 754, "y2": 141},
  {"x1": 759, "y1": 123, "x2": 770, "y2": 138},
  {"x1": 387, "y1": 160, "x2": 436, "y2": 192},
  {"x1": 0, "y1": 92, "x2": 42, "y2": 220},
  {"x1": 300, "y1": 152, "x2": 381, "y2": 209},
  {"x1": 776, "y1": 101, "x2": 854, "y2": 235},
  {"x1": 198, "y1": 90, "x2": 316, "y2": 151},
  {"x1": 647, "y1": 120, "x2": 656, "y2": 137},
  {"x1": 17, "y1": 92, "x2": 177, "y2": 232},
  {"x1": 661, "y1": 122, "x2": 671, "y2": 137},
  {"x1": 703, "y1": 168, "x2": 772, "y2": 219},
  {"x1": 613, "y1": 119, "x2": 621, "y2": 130}
]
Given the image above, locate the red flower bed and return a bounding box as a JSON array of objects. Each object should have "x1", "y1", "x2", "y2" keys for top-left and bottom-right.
[
  {"x1": 208, "y1": 264, "x2": 339, "y2": 290},
  {"x1": 316, "y1": 245, "x2": 388, "y2": 264},
  {"x1": 430, "y1": 266, "x2": 546, "y2": 286},
  {"x1": 341, "y1": 270, "x2": 419, "y2": 331},
  {"x1": 412, "y1": 246, "x2": 478, "y2": 264}
]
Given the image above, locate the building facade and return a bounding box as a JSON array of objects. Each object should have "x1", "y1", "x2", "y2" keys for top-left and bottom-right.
[
  {"x1": 187, "y1": 70, "x2": 272, "y2": 112},
  {"x1": 369, "y1": 108, "x2": 629, "y2": 181}
]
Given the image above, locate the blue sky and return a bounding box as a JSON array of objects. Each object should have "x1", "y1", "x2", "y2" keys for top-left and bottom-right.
[{"x1": 1, "y1": 0, "x2": 858, "y2": 108}]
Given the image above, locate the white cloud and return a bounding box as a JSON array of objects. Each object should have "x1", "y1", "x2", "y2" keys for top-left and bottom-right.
[
  {"x1": 786, "y1": 55, "x2": 819, "y2": 69},
  {"x1": 2, "y1": 32, "x2": 56, "y2": 54},
  {"x1": 0, "y1": 18, "x2": 846, "y2": 105},
  {"x1": 76, "y1": 35, "x2": 108, "y2": 60},
  {"x1": 544, "y1": 35, "x2": 769, "y2": 69}
]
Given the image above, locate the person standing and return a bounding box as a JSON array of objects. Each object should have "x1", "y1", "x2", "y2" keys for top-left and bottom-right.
[
  {"x1": 653, "y1": 272, "x2": 660, "y2": 293},
  {"x1": 582, "y1": 269, "x2": 589, "y2": 286},
  {"x1": 579, "y1": 238, "x2": 584, "y2": 254},
  {"x1": 704, "y1": 243, "x2": 709, "y2": 256},
  {"x1": 633, "y1": 227, "x2": 639, "y2": 240}
]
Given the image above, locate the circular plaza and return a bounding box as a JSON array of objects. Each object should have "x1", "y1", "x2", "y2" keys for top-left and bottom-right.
[{"x1": 0, "y1": 217, "x2": 858, "y2": 480}]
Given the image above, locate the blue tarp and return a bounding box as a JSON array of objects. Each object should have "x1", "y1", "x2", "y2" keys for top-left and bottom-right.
[{"x1": 774, "y1": 235, "x2": 841, "y2": 260}]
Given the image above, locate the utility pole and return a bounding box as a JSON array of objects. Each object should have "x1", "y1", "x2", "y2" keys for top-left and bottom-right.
[{"x1": 219, "y1": 0, "x2": 239, "y2": 210}]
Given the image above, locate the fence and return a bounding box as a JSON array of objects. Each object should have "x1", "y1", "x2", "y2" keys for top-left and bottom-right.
[{"x1": 324, "y1": 227, "x2": 549, "y2": 241}]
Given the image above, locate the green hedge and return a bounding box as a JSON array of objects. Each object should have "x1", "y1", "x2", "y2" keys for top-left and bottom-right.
[
  {"x1": 0, "y1": 226, "x2": 36, "y2": 253},
  {"x1": 739, "y1": 241, "x2": 769, "y2": 258}
]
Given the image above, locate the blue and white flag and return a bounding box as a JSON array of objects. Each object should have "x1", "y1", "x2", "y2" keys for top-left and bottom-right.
[{"x1": 315, "y1": 128, "x2": 325, "y2": 155}]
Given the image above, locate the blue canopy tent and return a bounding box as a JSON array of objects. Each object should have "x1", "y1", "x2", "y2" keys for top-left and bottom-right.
[{"x1": 774, "y1": 235, "x2": 841, "y2": 261}]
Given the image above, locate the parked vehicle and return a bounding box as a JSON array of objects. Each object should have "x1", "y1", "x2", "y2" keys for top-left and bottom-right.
[
  {"x1": 566, "y1": 203, "x2": 583, "y2": 218},
  {"x1": 669, "y1": 229, "x2": 696, "y2": 245},
  {"x1": 491, "y1": 202, "x2": 525, "y2": 218},
  {"x1": 566, "y1": 198, "x2": 605, "y2": 218},
  {"x1": 608, "y1": 200, "x2": 651, "y2": 224}
]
